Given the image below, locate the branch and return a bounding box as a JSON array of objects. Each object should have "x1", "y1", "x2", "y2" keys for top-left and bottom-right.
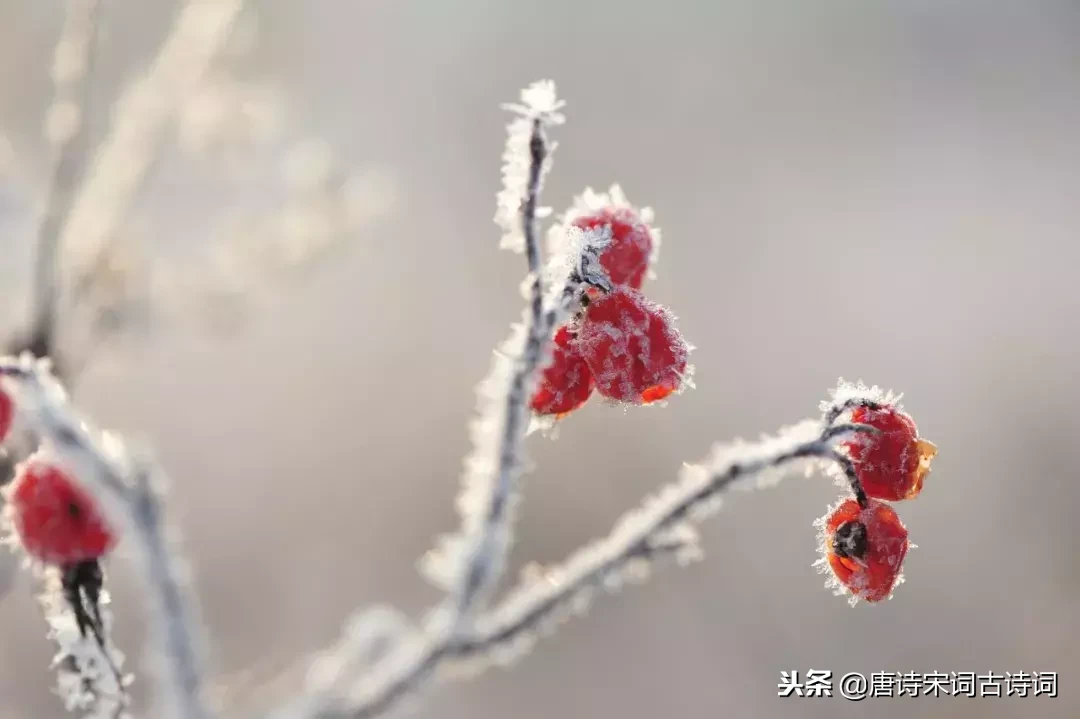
[
  {"x1": 0, "y1": 358, "x2": 212, "y2": 719},
  {"x1": 12, "y1": 0, "x2": 103, "y2": 378},
  {"x1": 266, "y1": 81, "x2": 609, "y2": 719},
  {"x1": 51, "y1": 0, "x2": 244, "y2": 380},
  {"x1": 272, "y1": 396, "x2": 881, "y2": 719},
  {"x1": 450, "y1": 419, "x2": 880, "y2": 665},
  {"x1": 453, "y1": 116, "x2": 550, "y2": 618}
]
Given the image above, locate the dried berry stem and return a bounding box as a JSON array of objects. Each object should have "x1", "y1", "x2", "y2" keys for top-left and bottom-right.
[{"x1": 821, "y1": 398, "x2": 885, "y2": 507}]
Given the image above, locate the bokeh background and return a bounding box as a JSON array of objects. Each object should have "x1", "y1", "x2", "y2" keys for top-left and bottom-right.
[{"x1": 1, "y1": 1, "x2": 1079, "y2": 717}]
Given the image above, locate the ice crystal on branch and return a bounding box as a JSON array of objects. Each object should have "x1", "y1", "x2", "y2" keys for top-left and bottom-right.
[
  {"x1": 494, "y1": 80, "x2": 565, "y2": 254},
  {"x1": 555, "y1": 185, "x2": 663, "y2": 283},
  {"x1": 40, "y1": 570, "x2": 132, "y2": 719}
]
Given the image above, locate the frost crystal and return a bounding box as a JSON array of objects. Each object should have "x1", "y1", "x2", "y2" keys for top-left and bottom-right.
[
  {"x1": 40, "y1": 572, "x2": 131, "y2": 718},
  {"x1": 494, "y1": 80, "x2": 565, "y2": 253},
  {"x1": 821, "y1": 378, "x2": 903, "y2": 419},
  {"x1": 555, "y1": 185, "x2": 663, "y2": 280},
  {"x1": 304, "y1": 606, "x2": 416, "y2": 695}
]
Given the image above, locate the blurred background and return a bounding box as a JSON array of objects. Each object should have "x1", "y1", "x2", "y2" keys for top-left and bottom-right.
[{"x1": 1, "y1": 1, "x2": 1079, "y2": 717}]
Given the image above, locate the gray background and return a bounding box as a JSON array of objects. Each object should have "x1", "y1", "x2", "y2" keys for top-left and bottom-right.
[{"x1": 1, "y1": 1, "x2": 1078, "y2": 718}]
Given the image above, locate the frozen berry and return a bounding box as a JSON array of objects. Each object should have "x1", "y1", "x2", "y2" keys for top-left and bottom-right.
[
  {"x1": 0, "y1": 387, "x2": 11, "y2": 444},
  {"x1": 531, "y1": 325, "x2": 595, "y2": 416},
  {"x1": 571, "y1": 206, "x2": 654, "y2": 290},
  {"x1": 575, "y1": 286, "x2": 690, "y2": 405},
  {"x1": 843, "y1": 405, "x2": 937, "y2": 501},
  {"x1": 817, "y1": 497, "x2": 909, "y2": 603},
  {"x1": 7, "y1": 456, "x2": 117, "y2": 565}
]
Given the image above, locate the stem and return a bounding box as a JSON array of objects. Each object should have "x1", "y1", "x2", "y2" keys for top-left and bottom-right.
[
  {"x1": 453, "y1": 424, "x2": 877, "y2": 657},
  {"x1": 19, "y1": 0, "x2": 102, "y2": 377},
  {"x1": 455, "y1": 118, "x2": 549, "y2": 616}
]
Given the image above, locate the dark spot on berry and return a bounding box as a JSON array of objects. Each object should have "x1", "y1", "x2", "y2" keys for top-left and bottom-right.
[
  {"x1": 833, "y1": 520, "x2": 868, "y2": 559},
  {"x1": 67, "y1": 501, "x2": 81, "y2": 520}
]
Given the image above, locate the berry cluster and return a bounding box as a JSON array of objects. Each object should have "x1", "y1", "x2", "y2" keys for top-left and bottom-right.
[
  {"x1": 530, "y1": 194, "x2": 693, "y2": 418},
  {"x1": 0, "y1": 385, "x2": 118, "y2": 639},
  {"x1": 816, "y1": 399, "x2": 938, "y2": 603}
]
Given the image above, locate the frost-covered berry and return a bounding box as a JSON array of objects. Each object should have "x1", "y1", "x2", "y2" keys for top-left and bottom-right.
[
  {"x1": 7, "y1": 456, "x2": 117, "y2": 565},
  {"x1": 817, "y1": 497, "x2": 908, "y2": 603},
  {"x1": 0, "y1": 387, "x2": 12, "y2": 443},
  {"x1": 843, "y1": 405, "x2": 937, "y2": 501},
  {"x1": 571, "y1": 206, "x2": 654, "y2": 290},
  {"x1": 575, "y1": 286, "x2": 691, "y2": 405},
  {"x1": 531, "y1": 325, "x2": 595, "y2": 416}
]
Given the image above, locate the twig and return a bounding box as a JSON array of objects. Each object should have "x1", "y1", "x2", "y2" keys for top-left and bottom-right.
[
  {"x1": 266, "y1": 82, "x2": 598, "y2": 719},
  {"x1": 454, "y1": 116, "x2": 549, "y2": 618},
  {"x1": 275, "y1": 412, "x2": 880, "y2": 719},
  {"x1": 15, "y1": 0, "x2": 103, "y2": 377},
  {"x1": 53, "y1": 0, "x2": 244, "y2": 375},
  {"x1": 452, "y1": 420, "x2": 879, "y2": 663},
  {"x1": 0, "y1": 357, "x2": 213, "y2": 719}
]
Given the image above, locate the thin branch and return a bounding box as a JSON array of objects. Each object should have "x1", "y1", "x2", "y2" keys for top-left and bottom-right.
[
  {"x1": 16, "y1": 0, "x2": 103, "y2": 377},
  {"x1": 52, "y1": 0, "x2": 244, "y2": 375},
  {"x1": 0, "y1": 357, "x2": 212, "y2": 719},
  {"x1": 280, "y1": 417, "x2": 881, "y2": 719},
  {"x1": 268, "y1": 83, "x2": 610, "y2": 719},
  {"x1": 454, "y1": 116, "x2": 550, "y2": 618},
  {"x1": 451, "y1": 421, "x2": 880, "y2": 662}
]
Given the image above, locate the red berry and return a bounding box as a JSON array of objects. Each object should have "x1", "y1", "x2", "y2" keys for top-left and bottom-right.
[
  {"x1": 818, "y1": 497, "x2": 909, "y2": 603},
  {"x1": 843, "y1": 405, "x2": 937, "y2": 501},
  {"x1": 571, "y1": 206, "x2": 654, "y2": 290},
  {"x1": 575, "y1": 286, "x2": 691, "y2": 405},
  {"x1": 531, "y1": 325, "x2": 595, "y2": 416},
  {"x1": 7, "y1": 457, "x2": 117, "y2": 565},
  {"x1": 0, "y1": 387, "x2": 12, "y2": 444}
]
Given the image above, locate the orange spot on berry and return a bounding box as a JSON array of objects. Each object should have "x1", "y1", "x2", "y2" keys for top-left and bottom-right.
[{"x1": 640, "y1": 384, "x2": 675, "y2": 404}]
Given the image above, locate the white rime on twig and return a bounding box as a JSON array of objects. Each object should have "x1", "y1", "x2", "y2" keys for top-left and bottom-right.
[
  {"x1": 447, "y1": 415, "x2": 879, "y2": 671},
  {"x1": 0, "y1": 357, "x2": 212, "y2": 719},
  {"x1": 267, "y1": 80, "x2": 608, "y2": 719},
  {"x1": 39, "y1": 569, "x2": 130, "y2": 719}
]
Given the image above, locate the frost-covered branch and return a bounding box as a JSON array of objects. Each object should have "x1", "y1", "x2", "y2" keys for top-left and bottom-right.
[
  {"x1": 0, "y1": 358, "x2": 212, "y2": 719},
  {"x1": 449, "y1": 84, "x2": 563, "y2": 619},
  {"x1": 450, "y1": 418, "x2": 880, "y2": 666},
  {"x1": 266, "y1": 81, "x2": 614, "y2": 719},
  {"x1": 275, "y1": 394, "x2": 881, "y2": 719},
  {"x1": 0, "y1": 0, "x2": 105, "y2": 619}
]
